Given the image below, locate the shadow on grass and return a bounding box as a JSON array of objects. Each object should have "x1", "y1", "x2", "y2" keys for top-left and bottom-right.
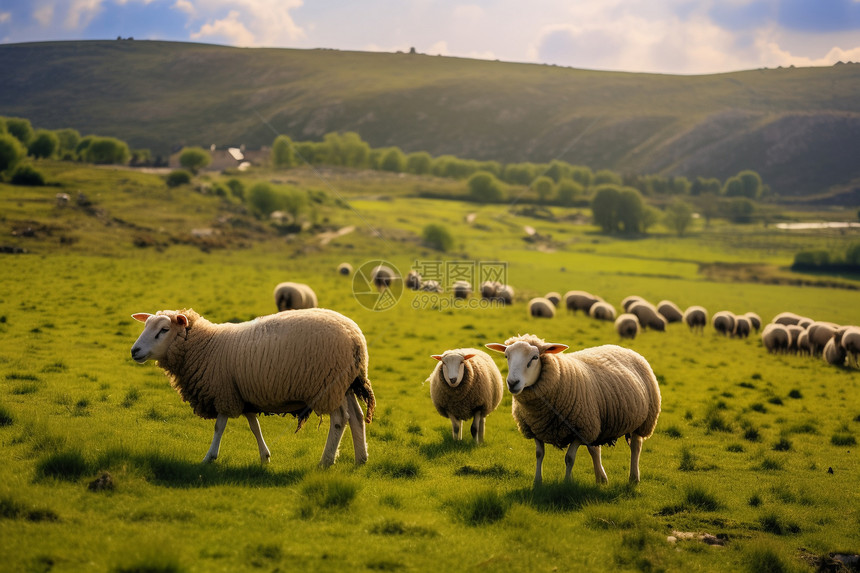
[
  {"x1": 508, "y1": 480, "x2": 636, "y2": 513},
  {"x1": 418, "y1": 429, "x2": 478, "y2": 460}
]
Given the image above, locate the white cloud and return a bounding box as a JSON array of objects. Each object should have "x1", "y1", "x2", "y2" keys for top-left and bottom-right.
[
  {"x1": 182, "y1": 0, "x2": 305, "y2": 46},
  {"x1": 190, "y1": 9, "x2": 255, "y2": 45},
  {"x1": 428, "y1": 40, "x2": 449, "y2": 55},
  {"x1": 0, "y1": 12, "x2": 11, "y2": 24},
  {"x1": 33, "y1": 4, "x2": 54, "y2": 27},
  {"x1": 172, "y1": 0, "x2": 195, "y2": 16},
  {"x1": 64, "y1": 0, "x2": 103, "y2": 30}
]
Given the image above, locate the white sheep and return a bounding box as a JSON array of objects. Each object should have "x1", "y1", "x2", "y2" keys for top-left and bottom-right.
[
  {"x1": 487, "y1": 335, "x2": 661, "y2": 486},
  {"x1": 615, "y1": 313, "x2": 640, "y2": 339},
  {"x1": 629, "y1": 302, "x2": 666, "y2": 331},
  {"x1": 528, "y1": 297, "x2": 556, "y2": 318},
  {"x1": 786, "y1": 325, "x2": 805, "y2": 354},
  {"x1": 420, "y1": 280, "x2": 443, "y2": 293},
  {"x1": 496, "y1": 284, "x2": 514, "y2": 305},
  {"x1": 656, "y1": 300, "x2": 683, "y2": 323},
  {"x1": 772, "y1": 312, "x2": 809, "y2": 326},
  {"x1": 840, "y1": 326, "x2": 860, "y2": 367},
  {"x1": 712, "y1": 310, "x2": 736, "y2": 337},
  {"x1": 453, "y1": 280, "x2": 472, "y2": 299},
  {"x1": 589, "y1": 301, "x2": 617, "y2": 322},
  {"x1": 427, "y1": 349, "x2": 504, "y2": 444},
  {"x1": 131, "y1": 308, "x2": 375, "y2": 467},
  {"x1": 337, "y1": 262, "x2": 353, "y2": 276},
  {"x1": 480, "y1": 281, "x2": 501, "y2": 299},
  {"x1": 683, "y1": 306, "x2": 708, "y2": 334},
  {"x1": 371, "y1": 264, "x2": 396, "y2": 290},
  {"x1": 733, "y1": 315, "x2": 752, "y2": 339},
  {"x1": 761, "y1": 323, "x2": 790, "y2": 354},
  {"x1": 544, "y1": 292, "x2": 562, "y2": 307},
  {"x1": 274, "y1": 282, "x2": 318, "y2": 311},
  {"x1": 744, "y1": 312, "x2": 762, "y2": 333},
  {"x1": 406, "y1": 270, "x2": 422, "y2": 290},
  {"x1": 621, "y1": 295, "x2": 647, "y2": 312},
  {"x1": 823, "y1": 336, "x2": 846, "y2": 366},
  {"x1": 564, "y1": 290, "x2": 601, "y2": 314},
  {"x1": 807, "y1": 321, "x2": 840, "y2": 356}
]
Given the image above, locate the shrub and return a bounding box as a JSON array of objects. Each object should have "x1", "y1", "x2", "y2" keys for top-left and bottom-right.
[
  {"x1": 84, "y1": 136, "x2": 130, "y2": 165},
  {"x1": 27, "y1": 129, "x2": 59, "y2": 159},
  {"x1": 556, "y1": 179, "x2": 583, "y2": 205},
  {"x1": 247, "y1": 182, "x2": 280, "y2": 217},
  {"x1": 178, "y1": 146, "x2": 211, "y2": 174},
  {"x1": 467, "y1": 171, "x2": 504, "y2": 203},
  {"x1": 271, "y1": 134, "x2": 295, "y2": 168},
  {"x1": 0, "y1": 133, "x2": 27, "y2": 173},
  {"x1": 664, "y1": 198, "x2": 694, "y2": 237},
  {"x1": 10, "y1": 164, "x2": 46, "y2": 186},
  {"x1": 379, "y1": 147, "x2": 406, "y2": 172},
  {"x1": 422, "y1": 223, "x2": 454, "y2": 252},
  {"x1": 4, "y1": 117, "x2": 34, "y2": 144},
  {"x1": 406, "y1": 151, "x2": 433, "y2": 175},
  {"x1": 532, "y1": 175, "x2": 554, "y2": 202},
  {"x1": 165, "y1": 170, "x2": 192, "y2": 187}
]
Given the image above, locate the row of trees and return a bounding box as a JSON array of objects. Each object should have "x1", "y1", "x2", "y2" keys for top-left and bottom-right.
[{"x1": 792, "y1": 242, "x2": 860, "y2": 273}]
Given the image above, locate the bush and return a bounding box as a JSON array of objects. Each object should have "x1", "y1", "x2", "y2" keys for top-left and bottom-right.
[
  {"x1": 10, "y1": 164, "x2": 46, "y2": 186},
  {"x1": 165, "y1": 170, "x2": 192, "y2": 187},
  {"x1": 271, "y1": 134, "x2": 295, "y2": 168},
  {"x1": 556, "y1": 179, "x2": 583, "y2": 205},
  {"x1": 4, "y1": 117, "x2": 34, "y2": 145},
  {"x1": 54, "y1": 128, "x2": 81, "y2": 154},
  {"x1": 532, "y1": 175, "x2": 554, "y2": 203},
  {"x1": 226, "y1": 178, "x2": 245, "y2": 200},
  {"x1": 27, "y1": 129, "x2": 59, "y2": 159},
  {"x1": 178, "y1": 146, "x2": 211, "y2": 174},
  {"x1": 467, "y1": 171, "x2": 504, "y2": 203},
  {"x1": 406, "y1": 151, "x2": 433, "y2": 175},
  {"x1": 422, "y1": 224, "x2": 455, "y2": 252},
  {"x1": 248, "y1": 182, "x2": 280, "y2": 217},
  {"x1": 664, "y1": 198, "x2": 694, "y2": 237},
  {"x1": 84, "y1": 136, "x2": 130, "y2": 165},
  {"x1": 0, "y1": 133, "x2": 27, "y2": 173},
  {"x1": 379, "y1": 147, "x2": 406, "y2": 172}
]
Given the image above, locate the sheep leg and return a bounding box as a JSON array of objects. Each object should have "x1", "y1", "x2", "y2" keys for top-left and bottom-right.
[
  {"x1": 244, "y1": 413, "x2": 271, "y2": 465},
  {"x1": 449, "y1": 416, "x2": 462, "y2": 440},
  {"x1": 470, "y1": 412, "x2": 485, "y2": 444},
  {"x1": 202, "y1": 414, "x2": 229, "y2": 463},
  {"x1": 345, "y1": 392, "x2": 368, "y2": 465},
  {"x1": 564, "y1": 442, "x2": 580, "y2": 482},
  {"x1": 587, "y1": 445, "x2": 608, "y2": 484},
  {"x1": 628, "y1": 435, "x2": 643, "y2": 483},
  {"x1": 320, "y1": 403, "x2": 347, "y2": 468},
  {"x1": 534, "y1": 439, "x2": 545, "y2": 488}
]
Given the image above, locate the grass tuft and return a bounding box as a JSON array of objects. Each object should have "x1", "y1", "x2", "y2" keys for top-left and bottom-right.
[
  {"x1": 455, "y1": 489, "x2": 508, "y2": 526},
  {"x1": 758, "y1": 512, "x2": 801, "y2": 535},
  {"x1": 298, "y1": 474, "x2": 359, "y2": 518},
  {"x1": 0, "y1": 404, "x2": 13, "y2": 427},
  {"x1": 369, "y1": 518, "x2": 438, "y2": 537},
  {"x1": 743, "y1": 542, "x2": 794, "y2": 573},
  {"x1": 35, "y1": 449, "x2": 91, "y2": 481},
  {"x1": 0, "y1": 495, "x2": 59, "y2": 522},
  {"x1": 830, "y1": 433, "x2": 856, "y2": 447},
  {"x1": 374, "y1": 457, "x2": 421, "y2": 479}
]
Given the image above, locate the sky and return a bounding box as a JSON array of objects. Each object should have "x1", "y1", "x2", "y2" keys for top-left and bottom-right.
[{"x1": 1, "y1": 0, "x2": 860, "y2": 74}]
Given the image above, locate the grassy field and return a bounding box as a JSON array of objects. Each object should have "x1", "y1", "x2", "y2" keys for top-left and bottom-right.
[{"x1": 1, "y1": 163, "x2": 859, "y2": 572}]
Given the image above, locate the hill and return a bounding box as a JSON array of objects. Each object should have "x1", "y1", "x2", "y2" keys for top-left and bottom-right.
[{"x1": 2, "y1": 40, "x2": 860, "y2": 197}]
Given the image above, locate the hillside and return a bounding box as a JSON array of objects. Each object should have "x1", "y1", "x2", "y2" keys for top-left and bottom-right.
[{"x1": 2, "y1": 40, "x2": 860, "y2": 197}]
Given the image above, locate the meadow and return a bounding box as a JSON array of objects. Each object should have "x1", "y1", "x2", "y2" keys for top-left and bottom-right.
[{"x1": 0, "y1": 162, "x2": 859, "y2": 572}]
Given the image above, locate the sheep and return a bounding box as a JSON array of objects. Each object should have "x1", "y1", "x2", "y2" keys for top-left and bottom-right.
[
  {"x1": 629, "y1": 302, "x2": 666, "y2": 331},
  {"x1": 427, "y1": 349, "x2": 504, "y2": 444},
  {"x1": 564, "y1": 290, "x2": 601, "y2": 314},
  {"x1": 337, "y1": 262, "x2": 353, "y2": 276},
  {"x1": 712, "y1": 311, "x2": 736, "y2": 337},
  {"x1": 807, "y1": 321, "x2": 840, "y2": 356},
  {"x1": 786, "y1": 325, "x2": 805, "y2": 354},
  {"x1": 528, "y1": 297, "x2": 556, "y2": 318},
  {"x1": 840, "y1": 326, "x2": 860, "y2": 367},
  {"x1": 453, "y1": 280, "x2": 472, "y2": 299},
  {"x1": 733, "y1": 315, "x2": 752, "y2": 339},
  {"x1": 371, "y1": 264, "x2": 396, "y2": 290},
  {"x1": 772, "y1": 312, "x2": 809, "y2": 326},
  {"x1": 480, "y1": 281, "x2": 501, "y2": 299},
  {"x1": 656, "y1": 300, "x2": 683, "y2": 323},
  {"x1": 273, "y1": 282, "x2": 318, "y2": 311},
  {"x1": 420, "y1": 280, "x2": 443, "y2": 293},
  {"x1": 615, "y1": 313, "x2": 640, "y2": 339},
  {"x1": 744, "y1": 312, "x2": 762, "y2": 333},
  {"x1": 589, "y1": 301, "x2": 617, "y2": 322},
  {"x1": 761, "y1": 323, "x2": 790, "y2": 354},
  {"x1": 823, "y1": 336, "x2": 846, "y2": 366},
  {"x1": 621, "y1": 295, "x2": 647, "y2": 312},
  {"x1": 796, "y1": 329, "x2": 810, "y2": 356},
  {"x1": 486, "y1": 334, "x2": 661, "y2": 486},
  {"x1": 130, "y1": 308, "x2": 376, "y2": 468},
  {"x1": 545, "y1": 292, "x2": 562, "y2": 307},
  {"x1": 406, "y1": 270, "x2": 422, "y2": 290},
  {"x1": 683, "y1": 306, "x2": 708, "y2": 334},
  {"x1": 496, "y1": 284, "x2": 514, "y2": 305}
]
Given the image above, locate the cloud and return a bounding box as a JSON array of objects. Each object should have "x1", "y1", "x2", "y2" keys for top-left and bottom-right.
[
  {"x1": 452, "y1": 4, "x2": 484, "y2": 21},
  {"x1": 33, "y1": 4, "x2": 54, "y2": 27},
  {"x1": 63, "y1": 0, "x2": 104, "y2": 29},
  {"x1": 190, "y1": 9, "x2": 254, "y2": 45},
  {"x1": 182, "y1": 0, "x2": 305, "y2": 45},
  {"x1": 0, "y1": 12, "x2": 10, "y2": 24}
]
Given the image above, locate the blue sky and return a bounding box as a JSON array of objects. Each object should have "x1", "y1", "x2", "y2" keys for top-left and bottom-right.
[{"x1": 1, "y1": 0, "x2": 859, "y2": 74}]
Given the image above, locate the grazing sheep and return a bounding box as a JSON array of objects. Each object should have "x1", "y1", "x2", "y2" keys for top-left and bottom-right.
[
  {"x1": 796, "y1": 329, "x2": 810, "y2": 356},
  {"x1": 371, "y1": 265, "x2": 396, "y2": 290},
  {"x1": 427, "y1": 349, "x2": 504, "y2": 444},
  {"x1": 496, "y1": 284, "x2": 514, "y2": 305},
  {"x1": 486, "y1": 335, "x2": 661, "y2": 486},
  {"x1": 712, "y1": 311, "x2": 736, "y2": 337},
  {"x1": 589, "y1": 301, "x2": 617, "y2": 322},
  {"x1": 786, "y1": 325, "x2": 805, "y2": 354},
  {"x1": 564, "y1": 290, "x2": 601, "y2": 314},
  {"x1": 274, "y1": 282, "x2": 318, "y2": 312},
  {"x1": 480, "y1": 281, "x2": 501, "y2": 299},
  {"x1": 807, "y1": 321, "x2": 840, "y2": 356},
  {"x1": 733, "y1": 315, "x2": 752, "y2": 339},
  {"x1": 772, "y1": 312, "x2": 809, "y2": 326},
  {"x1": 823, "y1": 336, "x2": 846, "y2": 366},
  {"x1": 683, "y1": 306, "x2": 708, "y2": 334},
  {"x1": 761, "y1": 323, "x2": 790, "y2": 354},
  {"x1": 621, "y1": 295, "x2": 647, "y2": 312},
  {"x1": 629, "y1": 302, "x2": 666, "y2": 331},
  {"x1": 839, "y1": 326, "x2": 860, "y2": 367},
  {"x1": 529, "y1": 297, "x2": 556, "y2": 318},
  {"x1": 798, "y1": 317, "x2": 814, "y2": 329},
  {"x1": 420, "y1": 280, "x2": 443, "y2": 293},
  {"x1": 131, "y1": 308, "x2": 375, "y2": 467},
  {"x1": 545, "y1": 292, "x2": 562, "y2": 307},
  {"x1": 615, "y1": 313, "x2": 640, "y2": 339},
  {"x1": 744, "y1": 312, "x2": 762, "y2": 333},
  {"x1": 406, "y1": 270, "x2": 422, "y2": 290},
  {"x1": 453, "y1": 280, "x2": 472, "y2": 299},
  {"x1": 656, "y1": 300, "x2": 684, "y2": 323},
  {"x1": 337, "y1": 262, "x2": 353, "y2": 276}
]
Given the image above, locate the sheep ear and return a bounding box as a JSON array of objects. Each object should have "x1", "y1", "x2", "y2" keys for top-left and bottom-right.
[
  {"x1": 540, "y1": 343, "x2": 568, "y2": 355},
  {"x1": 431, "y1": 355, "x2": 443, "y2": 361},
  {"x1": 175, "y1": 314, "x2": 189, "y2": 328},
  {"x1": 132, "y1": 313, "x2": 152, "y2": 323},
  {"x1": 485, "y1": 343, "x2": 507, "y2": 353},
  {"x1": 462, "y1": 354, "x2": 476, "y2": 361}
]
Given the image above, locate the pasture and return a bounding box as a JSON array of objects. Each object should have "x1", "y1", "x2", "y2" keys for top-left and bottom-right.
[{"x1": 1, "y1": 163, "x2": 859, "y2": 572}]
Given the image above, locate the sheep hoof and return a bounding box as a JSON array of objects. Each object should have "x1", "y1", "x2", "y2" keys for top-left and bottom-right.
[{"x1": 202, "y1": 455, "x2": 217, "y2": 464}]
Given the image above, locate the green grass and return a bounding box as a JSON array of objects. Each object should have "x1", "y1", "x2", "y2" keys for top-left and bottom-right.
[{"x1": 0, "y1": 163, "x2": 859, "y2": 571}]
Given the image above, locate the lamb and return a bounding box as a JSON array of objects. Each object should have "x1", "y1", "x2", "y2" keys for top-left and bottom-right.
[
  {"x1": 656, "y1": 300, "x2": 683, "y2": 323},
  {"x1": 337, "y1": 263, "x2": 353, "y2": 276},
  {"x1": 629, "y1": 302, "x2": 666, "y2": 331},
  {"x1": 564, "y1": 290, "x2": 601, "y2": 314},
  {"x1": 371, "y1": 264, "x2": 396, "y2": 289},
  {"x1": 733, "y1": 315, "x2": 752, "y2": 339},
  {"x1": 589, "y1": 301, "x2": 616, "y2": 322},
  {"x1": 761, "y1": 323, "x2": 790, "y2": 354},
  {"x1": 406, "y1": 270, "x2": 422, "y2": 290},
  {"x1": 744, "y1": 312, "x2": 762, "y2": 333},
  {"x1": 528, "y1": 297, "x2": 556, "y2": 318},
  {"x1": 712, "y1": 311, "x2": 736, "y2": 337},
  {"x1": 486, "y1": 335, "x2": 661, "y2": 486},
  {"x1": 273, "y1": 282, "x2": 318, "y2": 311},
  {"x1": 545, "y1": 292, "x2": 562, "y2": 307},
  {"x1": 130, "y1": 308, "x2": 375, "y2": 467},
  {"x1": 615, "y1": 313, "x2": 640, "y2": 339},
  {"x1": 453, "y1": 280, "x2": 472, "y2": 299},
  {"x1": 427, "y1": 349, "x2": 504, "y2": 444},
  {"x1": 683, "y1": 306, "x2": 708, "y2": 334}
]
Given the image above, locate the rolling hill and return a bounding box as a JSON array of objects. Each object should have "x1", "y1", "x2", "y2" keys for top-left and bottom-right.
[{"x1": 2, "y1": 39, "x2": 860, "y2": 198}]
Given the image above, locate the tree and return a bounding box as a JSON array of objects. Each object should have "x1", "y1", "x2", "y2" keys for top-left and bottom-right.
[
  {"x1": 84, "y1": 137, "x2": 130, "y2": 164},
  {"x1": 54, "y1": 128, "x2": 81, "y2": 155},
  {"x1": 691, "y1": 177, "x2": 721, "y2": 196},
  {"x1": 545, "y1": 160, "x2": 572, "y2": 183},
  {"x1": 179, "y1": 146, "x2": 211, "y2": 174},
  {"x1": 406, "y1": 151, "x2": 433, "y2": 175},
  {"x1": 165, "y1": 170, "x2": 192, "y2": 187},
  {"x1": 664, "y1": 198, "x2": 694, "y2": 236},
  {"x1": 593, "y1": 169, "x2": 622, "y2": 186},
  {"x1": 467, "y1": 171, "x2": 503, "y2": 203},
  {"x1": 532, "y1": 176, "x2": 554, "y2": 203},
  {"x1": 723, "y1": 197, "x2": 755, "y2": 223},
  {"x1": 738, "y1": 170, "x2": 763, "y2": 199},
  {"x1": 556, "y1": 179, "x2": 583, "y2": 205},
  {"x1": 322, "y1": 132, "x2": 369, "y2": 167},
  {"x1": 281, "y1": 188, "x2": 307, "y2": 223},
  {"x1": 4, "y1": 117, "x2": 34, "y2": 145},
  {"x1": 379, "y1": 147, "x2": 406, "y2": 172},
  {"x1": 130, "y1": 149, "x2": 152, "y2": 166},
  {"x1": 0, "y1": 133, "x2": 27, "y2": 173},
  {"x1": 28, "y1": 129, "x2": 59, "y2": 159},
  {"x1": 271, "y1": 135, "x2": 295, "y2": 168},
  {"x1": 422, "y1": 223, "x2": 454, "y2": 252},
  {"x1": 617, "y1": 187, "x2": 644, "y2": 234},
  {"x1": 591, "y1": 185, "x2": 621, "y2": 233},
  {"x1": 570, "y1": 166, "x2": 593, "y2": 188},
  {"x1": 248, "y1": 182, "x2": 280, "y2": 217},
  {"x1": 502, "y1": 162, "x2": 538, "y2": 185}
]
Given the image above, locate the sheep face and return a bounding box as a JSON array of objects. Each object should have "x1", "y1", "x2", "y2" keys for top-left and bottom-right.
[
  {"x1": 431, "y1": 352, "x2": 475, "y2": 387},
  {"x1": 486, "y1": 340, "x2": 567, "y2": 395},
  {"x1": 130, "y1": 312, "x2": 188, "y2": 363}
]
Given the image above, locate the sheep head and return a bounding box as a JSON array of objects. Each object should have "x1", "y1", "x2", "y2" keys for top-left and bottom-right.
[
  {"x1": 486, "y1": 337, "x2": 567, "y2": 394},
  {"x1": 131, "y1": 311, "x2": 189, "y2": 363},
  {"x1": 431, "y1": 351, "x2": 476, "y2": 387}
]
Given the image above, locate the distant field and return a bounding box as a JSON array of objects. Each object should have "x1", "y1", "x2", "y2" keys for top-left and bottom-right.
[{"x1": 0, "y1": 163, "x2": 859, "y2": 572}]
